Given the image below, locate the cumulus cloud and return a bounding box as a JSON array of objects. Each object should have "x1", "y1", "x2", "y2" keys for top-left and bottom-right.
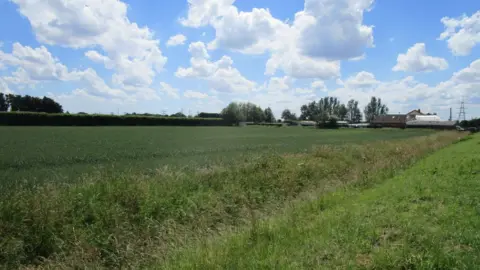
[
  {"x1": 393, "y1": 43, "x2": 448, "y2": 72},
  {"x1": 159, "y1": 82, "x2": 180, "y2": 99},
  {"x1": 451, "y1": 58, "x2": 480, "y2": 84},
  {"x1": 297, "y1": 0, "x2": 374, "y2": 60},
  {"x1": 329, "y1": 58, "x2": 480, "y2": 118},
  {"x1": 262, "y1": 76, "x2": 294, "y2": 93},
  {"x1": 180, "y1": 0, "x2": 373, "y2": 78},
  {"x1": 183, "y1": 90, "x2": 209, "y2": 99},
  {"x1": 207, "y1": 7, "x2": 287, "y2": 54},
  {"x1": 311, "y1": 80, "x2": 326, "y2": 91},
  {"x1": 175, "y1": 41, "x2": 256, "y2": 93},
  {"x1": 0, "y1": 42, "x2": 160, "y2": 101},
  {"x1": 166, "y1": 34, "x2": 187, "y2": 47},
  {"x1": 0, "y1": 43, "x2": 70, "y2": 83},
  {"x1": 438, "y1": 11, "x2": 480, "y2": 56},
  {"x1": 12, "y1": 0, "x2": 167, "y2": 87},
  {"x1": 54, "y1": 89, "x2": 107, "y2": 103},
  {"x1": 0, "y1": 78, "x2": 14, "y2": 94},
  {"x1": 180, "y1": 0, "x2": 235, "y2": 27},
  {"x1": 344, "y1": 71, "x2": 378, "y2": 88}
]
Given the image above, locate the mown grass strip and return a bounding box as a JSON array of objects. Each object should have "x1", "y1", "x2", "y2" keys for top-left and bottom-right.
[{"x1": 162, "y1": 134, "x2": 480, "y2": 269}]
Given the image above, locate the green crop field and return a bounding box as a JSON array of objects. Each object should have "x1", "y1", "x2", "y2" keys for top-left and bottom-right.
[
  {"x1": 2, "y1": 126, "x2": 473, "y2": 269},
  {"x1": 0, "y1": 126, "x2": 433, "y2": 189}
]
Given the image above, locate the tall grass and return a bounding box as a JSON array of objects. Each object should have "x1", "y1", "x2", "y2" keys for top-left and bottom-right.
[
  {"x1": 0, "y1": 132, "x2": 464, "y2": 268},
  {"x1": 162, "y1": 134, "x2": 480, "y2": 269}
]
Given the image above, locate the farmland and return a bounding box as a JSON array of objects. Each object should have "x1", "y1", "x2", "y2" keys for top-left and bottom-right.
[
  {"x1": 0, "y1": 126, "x2": 433, "y2": 189},
  {"x1": 162, "y1": 134, "x2": 480, "y2": 269},
  {"x1": 0, "y1": 126, "x2": 472, "y2": 268}
]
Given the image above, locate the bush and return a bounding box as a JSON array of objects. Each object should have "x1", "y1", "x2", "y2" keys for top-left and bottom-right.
[
  {"x1": 317, "y1": 118, "x2": 338, "y2": 129},
  {"x1": 0, "y1": 112, "x2": 228, "y2": 126}
]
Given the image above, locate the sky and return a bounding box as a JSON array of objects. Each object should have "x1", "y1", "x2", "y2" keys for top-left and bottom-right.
[{"x1": 0, "y1": 0, "x2": 479, "y2": 120}]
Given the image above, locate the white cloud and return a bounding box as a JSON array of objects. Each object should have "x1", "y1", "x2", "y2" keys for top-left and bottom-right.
[
  {"x1": 345, "y1": 71, "x2": 378, "y2": 88},
  {"x1": 175, "y1": 41, "x2": 256, "y2": 93},
  {"x1": 438, "y1": 11, "x2": 480, "y2": 56},
  {"x1": 184, "y1": 90, "x2": 208, "y2": 99},
  {"x1": 68, "y1": 68, "x2": 132, "y2": 100},
  {"x1": 451, "y1": 58, "x2": 480, "y2": 84},
  {"x1": 0, "y1": 43, "x2": 70, "y2": 83},
  {"x1": 393, "y1": 43, "x2": 448, "y2": 72},
  {"x1": 328, "y1": 58, "x2": 480, "y2": 119},
  {"x1": 166, "y1": 34, "x2": 187, "y2": 47},
  {"x1": 265, "y1": 48, "x2": 340, "y2": 79},
  {"x1": 159, "y1": 82, "x2": 180, "y2": 99},
  {"x1": 207, "y1": 7, "x2": 287, "y2": 54},
  {"x1": 296, "y1": 0, "x2": 374, "y2": 60},
  {"x1": 311, "y1": 80, "x2": 326, "y2": 90},
  {"x1": 84, "y1": 50, "x2": 113, "y2": 68},
  {"x1": 55, "y1": 89, "x2": 107, "y2": 103},
  {"x1": 295, "y1": 88, "x2": 314, "y2": 94},
  {"x1": 12, "y1": 0, "x2": 167, "y2": 88},
  {"x1": 0, "y1": 78, "x2": 14, "y2": 94},
  {"x1": 180, "y1": 0, "x2": 235, "y2": 27},
  {"x1": 181, "y1": 0, "x2": 372, "y2": 79},
  {"x1": 0, "y1": 42, "x2": 161, "y2": 101},
  {"x1": 263, "y1": 76, "x2": 294, "y2": 93}
]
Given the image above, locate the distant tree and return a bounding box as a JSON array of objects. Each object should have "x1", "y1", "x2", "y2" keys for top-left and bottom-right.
[
  {"x1": 347, "y1": 99, "x2": 362, "y2": 123},
  {"x1": 221, "y1": 102, "x2": 246, "y2": 125},
  {"x1": 170, "y1": 112, "x2": 187, "y2": 118},
  {"x1": 299, "y1": 97, "x2": 346, "y2": 122},
  {"x1": 338, "y1": 104, "x2": 348, "y2": 121},
  {"x1": 281, "y1": 109, "x2": 297, "y2": 121},
  {"x1": 264, "y1": 107, "x2": 275, "y2": 123},
  {"x1": 3, "y1": 93, "x2": 62, "y2": 113},
  {"x1": 0, "y1": 93, "x2": 8, "y2": 111},
  {"x1": 364, "y1": 97, "x2": 389, "y2": 122},
  {"x1": 238, "y1": 102, "x2": 265, "y2": 123},
  {"x1": 41, "y1": 96, "x2": 63, "y2": 113},
  {"x1": 6, "y1": 94, "x2": 20, "y2": 111}
]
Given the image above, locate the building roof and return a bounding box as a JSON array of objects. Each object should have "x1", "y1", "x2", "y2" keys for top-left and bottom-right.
[
  {"x1": 372, "y1": 114, "x2": 407, "y2": 123},
  {"x1": 406, "y1": 120, "x2": 457, "y2": 126},
  {"x1": 406, "y1": 109, "x2": 424, "y2": 116}
]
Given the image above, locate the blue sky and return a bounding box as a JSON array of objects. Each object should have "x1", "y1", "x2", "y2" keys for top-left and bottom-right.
[{"x1": 0, "y1": 0, "x2": 479, "y2": 120}]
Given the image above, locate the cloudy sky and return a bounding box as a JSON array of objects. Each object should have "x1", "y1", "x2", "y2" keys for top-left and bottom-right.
[{"x1": 0, "y1": 0, "x2": 479, "y2": 120}]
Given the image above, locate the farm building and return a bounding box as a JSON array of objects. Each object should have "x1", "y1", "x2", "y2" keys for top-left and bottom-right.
[
  {"x1": 406, "y1": 120, "x2": 457, "y2": 129},
  {"x1": 372, "y1": 109, "x2": 423, "y2": 128},
  {"x1": 373, "y1": 109, "x2": 458, "y2": 130},
  {"x1": 372, "y1": 114, "x2": 408, "y2": 128}
]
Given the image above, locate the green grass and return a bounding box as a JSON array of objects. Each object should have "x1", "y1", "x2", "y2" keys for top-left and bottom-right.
[
  {"x1": 0, "y1": 130, "x2": 464, "y2": 268},
  {"x1": 162, "y1": 134, "x2": 480, "y2": 269},
  {"x1": 0, "y1": 126, "x2": 434, "y2": 189}
]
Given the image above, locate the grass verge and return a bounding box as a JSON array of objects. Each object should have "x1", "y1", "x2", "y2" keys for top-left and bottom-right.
[
  {"x1": 0, "y1": 132, "x2": 465, "y2": 268},
  {"x1": 162, "y1": 134, "x2": 480, "y2": 269}
]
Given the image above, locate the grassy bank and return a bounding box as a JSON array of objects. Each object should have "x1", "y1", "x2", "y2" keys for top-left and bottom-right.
[
  {"x1": 163, "y1": 134, "x2": 480, "y2": 269},
  {"x1": 0, "y1": 132, "x2": 463, "y2": 268}
]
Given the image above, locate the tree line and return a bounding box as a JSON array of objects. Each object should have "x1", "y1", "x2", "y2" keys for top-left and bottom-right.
[
  {"x1": 220, "y1": 102, "x2": 276, "y2": 125},
  {"x1": 1, "y1": 91, "x2": 391, "y2": 126},
  {"x1": 220, "y1": 96, "x2": 389, "y2": 125},
  {"x1": 0, "y1": 93, "x2": 63, "y2": 113}
]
